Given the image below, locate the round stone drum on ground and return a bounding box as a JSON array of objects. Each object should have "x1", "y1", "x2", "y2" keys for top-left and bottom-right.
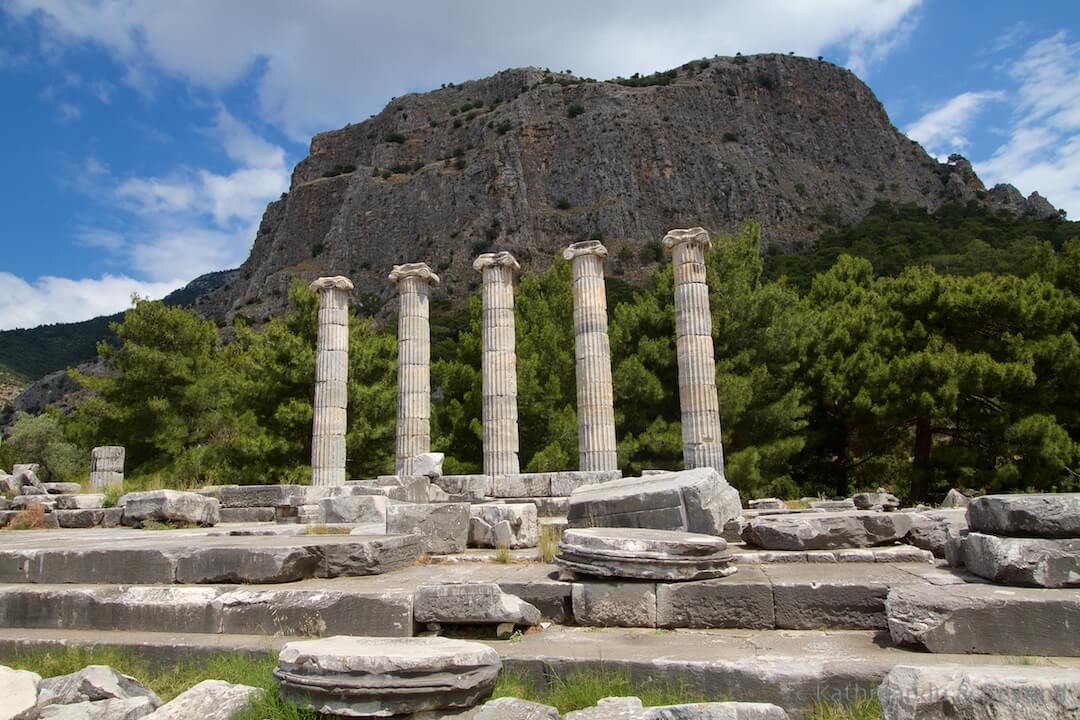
[
  {"x1": 555, "y1": 527, "x2": 737, "y2": 581},
  {"x1": 274, "y1": 636, "x2": 502, "y2": 717}
]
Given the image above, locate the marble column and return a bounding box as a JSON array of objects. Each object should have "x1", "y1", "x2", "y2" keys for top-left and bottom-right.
[
  {"x1": 663, "y1": 227, "x2": 725, "y2": 475},
  {"x1": 89, "y1": 446, "x2": 125, "y2": 489},
  {"x1": 563, "y1": 240, "x2": 618, "y2": 472},
  {"x1": 389, "y1": 263, "x2": 441, "y2": 476},
  {"x1": 310, "y1": 276, "x2": 353, "y2": 486},
  {"x1": 473, "y1": 252, "x2": 521, "y2": 476}
]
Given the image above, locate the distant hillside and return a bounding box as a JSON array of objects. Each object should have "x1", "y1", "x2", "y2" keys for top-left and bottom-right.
[{"x1": 0, "y1": 270, "x2": 237, "y2": 382}]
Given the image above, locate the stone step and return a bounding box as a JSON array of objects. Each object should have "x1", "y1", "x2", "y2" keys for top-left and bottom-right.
[
  {"x1": 1, "y1": 627, "x2": 1077, "y2": 720},
  {"x1": 0, "y1": 584, "x2": 414, "y2": 637}
]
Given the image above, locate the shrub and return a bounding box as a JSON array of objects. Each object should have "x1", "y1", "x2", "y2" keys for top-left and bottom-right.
[
  {"x1": 453, "y1": 158, "x2": 466, "y2": 171},
  {"x1": 722, "y1": 132, "x2": 738, "y2": 143},
  {"x1": 567, "y1": 103, "x2": 585, "y2": 118},
  {"x1": 6, "y1": 505, "x2": 46, "y2": 531},
  {"x1": 452, "y1": 118, "x2": 462, "y2": 129},
  {"x1": 385, "y1": 132, "x2": 406, "y2": 144},
  {"x1": 555, "y1": 197, "x2": 572, "y2": 210},
  {"x1": 638, "y1": 239, "x2": 664, "y2": 263},
  {"x1": 495, "y1": 120, "x2": 514, "y2": 135},
  {"x1": 311, "y1": 242, "x2": 325, "y2": 257},
  {"x1": 757, "y1": 73, "x2": 776, "y2": 91}
]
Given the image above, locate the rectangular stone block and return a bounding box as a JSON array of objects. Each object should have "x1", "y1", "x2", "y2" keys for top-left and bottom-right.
[
  {"x1": 550, "y1": 471, "x2": 621, "y2": 497},
  {"x1": 499, "y1": 580, "x2": 572, "y2": 624},
  {"x1": 657, "y1": 568, "x2": 775, "y2": 629},
  {"x1": 385, "y1": 503, "x2": 469, "y2": 554},
  {"x1": 219, "y1": 507, "x2": 276, "y2": 523},
  {"x1": 493, "y1": 473, "x2": 550, "y2": 498},
  {"x1": 219, "y1": 485, "x2": 309, "y2": 508},
  {"x1": 572, "y1": 581, "x2": 656, "y2": 628},
  {"x1": 962, "y1": 532, "x2": 1080, "y2": 588}
]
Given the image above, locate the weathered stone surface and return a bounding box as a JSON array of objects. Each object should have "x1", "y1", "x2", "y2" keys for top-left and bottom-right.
[
  {"x1": 39, "y1": 698, "x2": 156, "y2": 720},
  {"x1": 275, "y1": 636, "x2": 501, "y2": 717},
  {"x1": 572, "y1": 581, "x2": 657, "y2": 627},
  {"x1": 414, "y1": 583, "x2": 541, "y2": 626},
  {"x1": 464, "y1": 697, "x2": 560, "y2": 719},
  {"x1": 11, "y1": 495, "x2": 55, "y2": 511},
  {"x1": 967, "y1": 493, "x2": 1080, "y2": 538},
  {"x1": 809, "y1": 499, "x2": 856, "y2": 511},
  {"x1": 567, "y1": 468, "x2": 741, "y2": 536},
  {"x1": 319, "y1": 495, "x2": 389, "y2": 526},
  {"x1": 498, "y1": 580, "x2": 573, "y2": 624},
  {"x1": 748, "y1": 499, "x2": 785, "y2": 511},
  {"x1": 41, "y1": 483, "x2": 83, "y2": 495},
  {"x1": 742, "y1": 511, "x2": 913, "y2": 550},
  {"x1": 656, "y1": 569, "x2": 774, "y2": 629},
  {"x1": 771, "y1": 571, "x2": 893, "y2": 630},
  {"x1": 905, "y1": 509, "x2": 967, "y2": 558},
  {"x1": 432, "y1": 475, "x2": 491, "y2": 502},
  {"x1": 493, "y1": 474, "x2": 551, "y2": 498},
  {"x1": 119, "y1": 491, "x2": 220, "y2": 527},
  {"x1": 54, "y1": 508, "x2": 123, "y2": 529},
  {"x1": 469, "y1": 504, "x2": 538, "y2": 549},
  {"x1": 0, "y1": 664, "x2": 40, "y2": 720},
  {"x1": 386, "y1": 504, "x2": 469, "y2": 554},
  {"x1": 887, "y1": 582, "x2": 1080, "y2": 656},
  {"x1": 878, "y1": 664, "x2": 1080, "y2": 720},
  {"x1": 39, "y1": 665, "x2": 161, "y2": 707},
  {"x1": 962, "y1": 532, "x2": 1080, "y2": 588},
  {"x1": 55, "y1": 495, "x2": 106, "y2": 510},
  {"x1": 0, "y1": 473, "x2": 16, "y2": 494},
  {"x1": 143, "y1": 680, "x2": 263, "y2": 720},
  {"x1": 412, "y1": 452, "x2": 446, "y2": 479},
  {"x1": 557, "y1": 528, "x2": 736, "y2": 581},
  {"x1": 217, "y1": 485, "x2": 308, "y2": 508},
  {"x1": 550, "y1": 471, "x2": 622, "y2": 498},
  {"x1": 940, "y1": 488, "x2": 970, "y2": 508},
  {"x1": 219, "y1": 507, "x2": 275, "y2": 523},
  {"x1": 851, "y1": 492, "x2": 899, "y2": 510},
  {"x1": 565, "y1": 697, "x2": 789, "y2": 720},
  {"x1": 19, "y1": 485, "x2": 48, "y2": 495}
]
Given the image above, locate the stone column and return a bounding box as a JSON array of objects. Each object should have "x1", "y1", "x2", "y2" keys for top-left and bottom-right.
[
  {"x1": 89, "y1": 446, "x2": 125, "y2": 489},
  {"x1": 389, "y1": 263, "x2": 441, "y2": 476},
  {"x1": 310, "y1": 276, "x2": 353, "y2": 487},
  {"x1": 663, "y1": 227, "x2": 725, "y2": 475},
  {"x1": 563, "y1": 241, "x2": 618, "y2": 472},
  {"x1": 473, "y1": 252, "x2": 521, "y2": 477}
]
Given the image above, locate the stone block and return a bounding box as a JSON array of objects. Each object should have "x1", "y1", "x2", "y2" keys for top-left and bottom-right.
[
  {"x1": 40, "y1": 697, "x2": 156, "y2": 719},
  {"x1": 742, "y1": 511, "x2": 913, "y2": 550},
  {"x1": 55, "y1": 494, "x2": 106, "y2": 510},
  {"x1": 469, "y1": 503, "x2": 538, "y2": 549},
  {"x1": 498, "y1": 580, "x2": 572, "y2": 624},
  {"x1": 809, "y1": 499, "x2": 856, "y2": 511},
  {"x1": 0, "y1": 664, "x2": 41, "y2": 720},
  {"x1": 219, "y1": 507, "x2": 275, "y2": 523},
  {"x1": 432, "y1": 474, "x2": 491, "y2": 502},
  {"x1": 411, "y1": 452, "x2": 445, "y2": 479},
  {"x1": 88, "y1": 471, "x2": 124, "y2": 489},
  {"x1": 962, "y1": 532, "x2": 1080, "y2": 588},
  {"x1": 38, "y1": 664, "x2": 161, "y2": 707},
  {"x1": 319, "y1": 495, "x2": 388, "y2": 526},
  {"x1": 11, "y1": 495, "x2": 56, "y2": 512},
  {"x1": 852, "y1": 491, "x2": 899, "y2": 510},
  {"x1": 967, "y1": 493, "x2": 1080, "y2": 538},
  {"x1": 656, "y1": 568, "x2": 774, "y2": 629},
  {"x1": 41, "y1": 482, "x2": 82, "y2": 495},
  {"x1": 879, "y1": 664, "x2": 1080, "y2": 720},
  {"x1": 567, "y1": 467, "x2": 742, "y2": 536},
  {"x1": 904, "y1": 509, "x2": 967, "y2": 558},
  {"x1": 414, "y1": 582, "x2": 541, "y2": 626},
  {"x1": 466, "y1": 697, "x2": 560, "y2": 719},
  {"x1": 572, "y1": 581, "x2": 656, "y2": 627},
  {"x1": 218, "y1": 485, "x2": 308, "y2": 508},
  {"x1": 493, "y1": 473, "x2": 551, "y2": 498},
  {"x1": 887, "y1": 582, "x2": 1080, "y2": 656},
  {"x1": 557, "y1": 527, "x2": 736, "y2": 581},
  {"x1": 940, "y1": 488, "x2": 970, "y2": 508},
  {"x1": 275, "y1": 636, "x2": 501, "y2": 717},
  {"x1": 386, "y1": 503, "x2": 469, "y2": 554},
  {"x1": 118, "y1": 490, "x2": 220, "y2": 526},
  {"x1": 55, "y1": 508, "x2": 123, "y2": 529},
  {"x1": 174, "y1": 545, "x2": 322, "y2": 583},
  {"x1": 771, "y1": 572, "x2": 892, "y2": 630},
  {"x1": 0, "y1": 473, "x2": 16, "y2": 494},
  {"x1": 142, "y1": 679, "x2": 263, "y2": 720},
  {"x1": 550, "y1": 470, "x2": 621, "y2": 497},
  {"x1": 748, "y1": 498, "x2": 785, "y2": 510}
]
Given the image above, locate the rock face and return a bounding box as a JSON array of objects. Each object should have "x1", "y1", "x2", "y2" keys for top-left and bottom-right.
[
  {"x1": 886, "y1": 583, "x2": 1080, "y2": 656},
  {"x1": 118, "y1": 490, "x2": 220, "y2": 527},
  {"x1": 275, "y1": 636, "x2": 501, "y2": 717},
  {"x1": 878, "y1": 664, "x2": 1080, "y2": 720},
  {"x1": 143, "y1": 680, "x2": 262, "y2": 720},
  {"x1": 742, "y1": 511, "x2": 913, "y2": 550},
  {"x1": 413, "y1": 582, "x2": 541, "y2": 626},
  {"x1": 38, "y1": 665, "x2": 161, "y2": 707},
  {"x1": 0, "y1": 664, "x2": 41, "y2": 720},
  {"x1": 967, "y1": 494, "x2": 1080, "y2": 538},
  {"x1": 567, "y1": 467, "x2": 741, "y2": 536},
  {"x1": 962, "y1": 532, "x2": 1080, "y2": 588},
  {"x1": 203, "y1": 54, "x2": 1053, "y2": 328},
  {"x1": 556, "y1": 527, "x2": 736, "y2": 581}
]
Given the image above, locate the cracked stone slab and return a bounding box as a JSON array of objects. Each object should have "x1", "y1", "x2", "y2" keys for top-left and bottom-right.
[
  {"x1": 742, "y1": 511, "x2": 913, "y2": 551},
  {"x1": 966, "y1": 494, "x2": 1080, "y2": 538},
  {"x1": 962, "y1": 532, "x2": 1080, "y2": 588}
]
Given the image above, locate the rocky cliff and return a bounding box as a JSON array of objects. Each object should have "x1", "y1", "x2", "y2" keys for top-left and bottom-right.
[{"x1": 200, "y1": 53, "x2": 1057, "y2": 323}]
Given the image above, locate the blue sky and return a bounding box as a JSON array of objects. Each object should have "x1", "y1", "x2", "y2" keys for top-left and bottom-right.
[{"x1": 1, "y1": 0, "x2": 1078, "y2": 330}]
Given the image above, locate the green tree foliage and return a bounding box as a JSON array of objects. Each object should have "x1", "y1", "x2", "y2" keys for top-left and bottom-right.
[{"x1": 0, "y1": 411, "x2": 86, "y2": 482}]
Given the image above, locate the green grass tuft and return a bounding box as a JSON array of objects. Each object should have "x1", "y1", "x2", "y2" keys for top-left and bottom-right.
[{"x1": 807, "y1": 698, "x2": 881, "y2": 720}]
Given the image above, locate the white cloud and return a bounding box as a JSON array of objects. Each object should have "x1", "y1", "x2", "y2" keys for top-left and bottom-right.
[
  {"x1": 977, "y1": 31, "x2": 1080, "y2": 216},
  {"x1": 6, "y1": 0, "x2": 924, "y2": 140},
  {"x1": 0, "y1": 272, "x2": 180, "y2": 330},
  {"x1": 57, "y1": 100, "x2": 80, "y2": 121},
  {"x1": 906, "y1": 90, "x2": 1006, "y2": 157}
]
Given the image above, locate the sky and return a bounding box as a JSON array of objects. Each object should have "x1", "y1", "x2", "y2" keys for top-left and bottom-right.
[{"x1": 0, "y1": 1, "x2": 1078, "y2": 331}]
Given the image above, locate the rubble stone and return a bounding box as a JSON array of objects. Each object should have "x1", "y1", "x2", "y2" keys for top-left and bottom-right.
[
  {"x1": 413, "y1": 583, "x2": 541, "y2": 626},
  {"x1": 742, "y1": 511, "x2": 913, "y2": 551},
  {"x1": 143, "y1": 679, "x2": 262, "y2": 720},
  {"x1": 468, "y1": 504, "x2": 538, "y2": 549}
]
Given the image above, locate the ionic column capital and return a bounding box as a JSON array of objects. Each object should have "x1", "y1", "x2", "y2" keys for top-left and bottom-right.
[
  {"x1": 662, "y1": 227, "x2": 711, "y2": 252},
  {"x1": 473, "y1": 251, "x2": 521, "y2": 273},
  {"x1": 563, "y1": 240, "x2": 608, "y2": 261},
  {"x1": 309, "y1": 276, "x2": 354, "y2": 293},
  {"x1": 389, "y1": 262, "x2": 441, "y2": 286}
]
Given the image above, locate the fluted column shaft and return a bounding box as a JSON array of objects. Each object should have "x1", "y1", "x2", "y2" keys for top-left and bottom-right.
[
  {"x1": 390, "y1": 263, "x2": 441, "y2": 476},
  {"x1": 474, "y1": 252, "x2": 521, "y2": 476},
  {"x1": 310, "y1": 276, "x2": 353, "y2": 486},
  {"x1": 564, "y1": 241, "x2": 618, "y2": 472},
  {"x1": 664, "y1": 228, "x2": 725, "y2": 475}
]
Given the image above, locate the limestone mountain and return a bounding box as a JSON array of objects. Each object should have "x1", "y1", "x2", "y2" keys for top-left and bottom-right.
[{"x1": 197, "y1": 53, "x2": 1058, "y2": 325}]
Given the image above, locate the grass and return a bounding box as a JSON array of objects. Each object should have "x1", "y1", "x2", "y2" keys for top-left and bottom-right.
[
  {"x1": 305, "y1": 524, "x2": 350, "y2": 535},
  {"x1": 539, "y1": 523, "x2": 563, "y2": 564},
  {"x1": 101, "y1": 484, "x2": 123, "y2": 508},
  {"x1": 1, "y1": 647, "x2": 880, "y2": 719},
  {"x1": 6, "y1": 505, "x2": 46, "y2": 530},
  {"x1": 141, "y1": 519, "x2": 195, "y2": 531},
  {"x1": 494, "y1": 543, "x2": 512, "y2": 564}
]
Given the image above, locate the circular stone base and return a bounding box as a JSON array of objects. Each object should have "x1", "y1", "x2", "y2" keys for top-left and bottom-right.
[
  {"x1": 274, "y1": 636, "x2": 501, "y2": 717},
  {"x1": 555, "y1": 527, "x2": 737, "y2": 581}
]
